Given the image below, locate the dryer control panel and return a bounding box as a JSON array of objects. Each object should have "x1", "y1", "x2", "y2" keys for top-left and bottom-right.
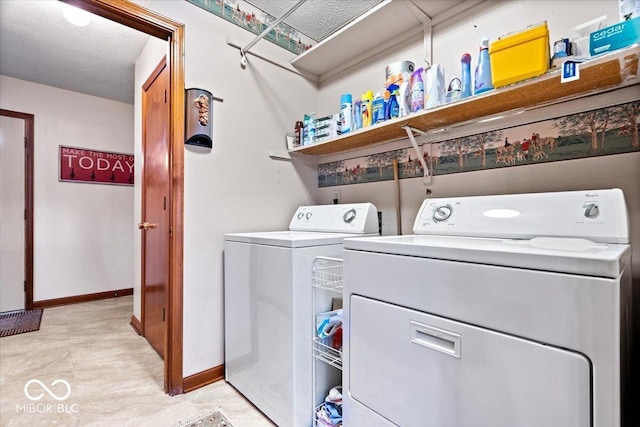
[
  {"x1": 289, "y1": 203, "x2": 379, "y2": 234},
  {"x1": 413, "y1": 189, "x2": 629, "y2": 244}
]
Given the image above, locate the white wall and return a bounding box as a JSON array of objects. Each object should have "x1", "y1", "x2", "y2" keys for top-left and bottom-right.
[
  {"x1": 133, "y1": 1, "x2": 319, "y2": 377},
  {"x1": 0, "y1": 75, "x2": 134, "y2": 301},
  {"x1": 315, "y1": 0, "x2": 640, "y2": 283},
  {"x1": 133, "y1": 36, "x2": 168, "y2": 320}
]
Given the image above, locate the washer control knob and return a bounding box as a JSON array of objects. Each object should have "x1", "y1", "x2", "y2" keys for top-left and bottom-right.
[
  {"x1": 297, "y1": 212, "x2": 304, "y2": 220},
  {"x1": 343, "y1": 208, "x2": 357, "y2": 223},
  {"x1": 305, "y1": 212, "x2": 312, "y2": 220},
  {"x1": 584, "y1": 203, "x2": 599, "y2": 219},
  {"x1": 433, "y1": 205, "x2": 452, "y2": 222}
]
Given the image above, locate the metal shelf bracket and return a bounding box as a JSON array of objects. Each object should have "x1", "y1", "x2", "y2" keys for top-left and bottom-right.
[
  {"x1": 405, "y1": 1, "x2": 433, "y2": 67},
  {"x1": 402, "y1": 125, "x2": 433, "y2": 186},
  {"x1": 239, "y1": 0, "x2": 308, "y2": 68}
]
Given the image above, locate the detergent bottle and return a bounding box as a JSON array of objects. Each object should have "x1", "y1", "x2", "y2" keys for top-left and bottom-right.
[
  {"x1": 361, "y1": 91, "x2": 373, "y2": 127},
  {"x1": 474, "y1": 37, "x2": 494, "y2": 94},
  {"x1": 460, "y1": 53, "x2": 472, "y2": 98}
]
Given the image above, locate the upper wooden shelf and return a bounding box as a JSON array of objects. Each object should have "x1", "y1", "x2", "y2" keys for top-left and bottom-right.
[
  {"x1": 290, "y1": 0, "x2": 481, "y2": 81},
  {"x1": 289, "y1": 45, "x2": 640, "y2": 157}
]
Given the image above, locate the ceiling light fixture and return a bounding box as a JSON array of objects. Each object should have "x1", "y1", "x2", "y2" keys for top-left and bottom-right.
[{"x1": 61, "y1": 3, "x2": 91, "y2": 27}]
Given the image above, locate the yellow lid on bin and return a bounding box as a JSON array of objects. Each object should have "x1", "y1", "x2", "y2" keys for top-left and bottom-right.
[{"x1": 489, "y1": 21, "x2": 550, "y2": 88}]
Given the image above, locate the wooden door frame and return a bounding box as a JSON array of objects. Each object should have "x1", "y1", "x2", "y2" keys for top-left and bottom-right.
[
  {"x1": 0, "y1": 109, "x2": 34, "y2": 311},
  {"x1": 64, "y1": 0, "x2": 185, "y2": 395}
]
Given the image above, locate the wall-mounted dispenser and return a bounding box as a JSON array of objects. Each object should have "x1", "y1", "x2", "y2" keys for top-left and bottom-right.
[{"x1": 185, "y1": 88, "x2": 213, "y2": 148}]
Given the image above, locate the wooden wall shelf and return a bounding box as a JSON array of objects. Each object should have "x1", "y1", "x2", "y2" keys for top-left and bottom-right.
[
  {"x1": 289, "y1": 45, "x2": 639, "y2": 157},
  {"x1": 290, "y1": 0, "x2": 482, "y2": 82}
]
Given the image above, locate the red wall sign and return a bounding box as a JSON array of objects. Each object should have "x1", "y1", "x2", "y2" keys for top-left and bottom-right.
[{"x1": 59, "y1": 145, "x2": 134, "y2": 186}]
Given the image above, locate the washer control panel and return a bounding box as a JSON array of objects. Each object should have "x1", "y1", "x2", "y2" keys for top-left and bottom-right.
[
  {"x1": 432, "y1": 204, "x2": 453, "y2": 222},
  {"x1": 289, "y1": 203, "x2": 378, "y2": 234},
  {"x1": 584, "y1": 203, "x2": 599, "y2": 219},
  {"x1": 413, "y1": 189, "x2": 629, "y2": 243}
]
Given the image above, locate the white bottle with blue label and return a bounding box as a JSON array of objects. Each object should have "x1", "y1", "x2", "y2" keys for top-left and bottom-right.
[
  {"x1": 371, "y1": 92, "x2": 385, "y2": 124},
  {"x1": 340, "y1": 94, "x2": 353, "y2": 134}
]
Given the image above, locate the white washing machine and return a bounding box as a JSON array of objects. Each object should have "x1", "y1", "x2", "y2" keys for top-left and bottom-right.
[
  {"x1": 342, "y1": 189, "x2": 633, "y2": 427},
  {"x1": 224, "y1": 203, "x2": 379, "y2": 427}
]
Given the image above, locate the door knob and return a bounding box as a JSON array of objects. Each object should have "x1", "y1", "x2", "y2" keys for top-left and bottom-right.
[{"x1": 137, "y1": 222, "x2": 157, "y2": 230}]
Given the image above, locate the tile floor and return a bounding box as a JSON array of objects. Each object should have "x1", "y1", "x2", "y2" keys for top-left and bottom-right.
[{"x1": 0, "y1": 296, "x2": 274, "y2": 427}]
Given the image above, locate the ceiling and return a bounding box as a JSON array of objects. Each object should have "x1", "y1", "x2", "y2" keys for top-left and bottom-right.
[
  {"x1": 245, "y1": 0, "x2": 382, "y2": 42},
  {"x1": 0, "y1": 0, "x2": 401, "y2": 105},
  {"x1": 0, "y1": 1, "x2": 151, "y2": 105}
]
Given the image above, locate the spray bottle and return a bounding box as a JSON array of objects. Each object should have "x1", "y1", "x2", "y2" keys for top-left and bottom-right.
[
  {"x1": 474, "y1": 37, "x2": 494, "y2": 94},
  {"x1": 384, "y1": 83, "x2": 400, "y2": 120},
  {"x1": 461, "y1": 53, "x2": 472, "y2": 98},
  {"x1": 410, "y1": 68, "x2": 424, "y2": 112}
]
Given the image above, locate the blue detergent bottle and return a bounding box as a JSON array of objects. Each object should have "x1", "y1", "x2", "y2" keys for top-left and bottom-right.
[
  {"x1": 461, "y1": 53, "x2": 472, "y2": 98},
  {"x1": 474, "y1": 37, "x2": 494, "y2": 94},
  {"x1": 384, "y1": 84, "x2": 399, "y2": 120}
]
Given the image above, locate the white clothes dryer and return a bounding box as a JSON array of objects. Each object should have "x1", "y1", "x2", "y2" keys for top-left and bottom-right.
[
  {"x1": 343, "y1": 189, "x2": 632, "y2": 427},
  {"x1": 224, "y1": 203, "x2": 378, "y2": 427}
]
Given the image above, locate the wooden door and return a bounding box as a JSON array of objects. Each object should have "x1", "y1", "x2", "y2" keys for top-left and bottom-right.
[{"x1": 140, "y1": 58, "x2": 170, "y2": 358}]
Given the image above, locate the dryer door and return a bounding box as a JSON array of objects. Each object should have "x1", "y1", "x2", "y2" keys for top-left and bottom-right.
[{"x1": 348, "y1": 296, "x2": 591, "y2": 427}]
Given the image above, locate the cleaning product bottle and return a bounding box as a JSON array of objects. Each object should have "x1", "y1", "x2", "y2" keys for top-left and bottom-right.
[
  {"x1": 361, "y1": 91, "x2": 373, "y2": 127},
  {"x1": 410, "y1": 68, "x2": 424, "y2": 112},
  {"x1": 461, "y1": 53, "x2": 472, "y2": 98},
  {"x1": 371, "y1": 92, "x2": 385, "y2": 124},
  {"x1": 340, "y1": 94, "x2": 353, "y2": 134},
  {"x1": 383, "y1": 88, "x2": 391, "y2": 120},
  {"x1": 474, "y1": 37, "x2": 494, "y2": 94},
  {"x1": 398, "y1": 81, "x2": 410, "y2": 117},
  {"x1": 384, "y1": 84, "x2": 399, "y2": 120},
  {"x1": 445, "y1": 77, "x2": 462, "y2": 104},
  {"x1": 294, "y1": 120, "x2": 303, "y2": 146},
  {"x1": 425, "y1": 64, "x2": 445, "y2": 108},
  {"x1": 353, "y1": 99, "x2": 363, "y2": 130},
  {"x1": 303, "y1": 113, "x2": 315, "y2": 145}
]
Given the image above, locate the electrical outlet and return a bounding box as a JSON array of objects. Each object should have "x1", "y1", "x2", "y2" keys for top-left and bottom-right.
[{"x1": 332, "y1": 190, "x2": 341, "y2": 204}]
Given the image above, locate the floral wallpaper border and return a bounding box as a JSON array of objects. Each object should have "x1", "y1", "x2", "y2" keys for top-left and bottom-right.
[
  {"x1": 186, "y1": 0, "x2": 316, "y2": 55},
  {"x1": 318, "y1": 100, "x2": 640, "y2": 187}
]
